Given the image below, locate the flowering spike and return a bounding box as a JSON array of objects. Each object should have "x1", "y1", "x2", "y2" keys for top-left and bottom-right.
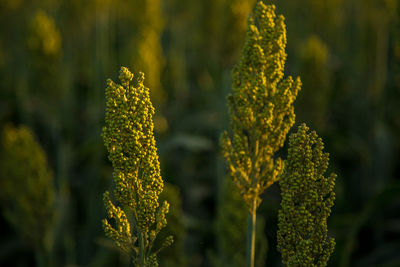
[
  {"x1": 102, "y1": 67, "x2": 172, "y2": 265},
  {"x1": 277, "y1": 124, "x2": 336, "y2": 266},
  {"x1": 221, "y1": 1, "x2": 301, "y2": 212},
  {"x1": 221, "y1": 3, "x2": 301, "y2": 266}
]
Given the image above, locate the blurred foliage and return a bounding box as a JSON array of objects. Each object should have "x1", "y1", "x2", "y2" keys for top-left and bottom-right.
[
  {"x1": 0, "y1": 124, "x2": 55, "y2": 266},
  {"x1": 297, "y1": 36, "x2": 331, "y2": 131},
  {"x1": 28, "y1": 10, "x2": 61, "y2": 57},
  {"x1": 157, "y1": 183, "x2": 186, "y2": 267},
  {"x1": 0, "y1": 0, "x2": 400, "y2": 266}
]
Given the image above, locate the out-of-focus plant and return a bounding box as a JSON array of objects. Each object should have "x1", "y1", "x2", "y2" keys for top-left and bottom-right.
[
  {"x1": 277, "y1": 123, "x2": 336, "y2": 266},
  {"x1": 101, "y1": 67, "x2": 173, "y2": 266},
  {"x1": 216, "y1": 0, "x2": 256, "y2": 67},
  {"x1": 220, "y1": 2, "x2": 301, "y2": 266},
  {"x1": 133, "y1": 0, "x2": 166, "y2": 134},
  {"x1": 0, "y1": 124, "x2": 55, "y2": 267},
  {"x1": 134, "y1": 0, "x2": 164, "y2": 107},
  {"x1": 297, "y1": 35, "x2": 331, "y2": 131},
  {"x1": 156, "y1": 183, "x2": 186, "y2": 267},
  {"x1": 117, "y1": 0, "x2": 166, "y2": 132},
  {"x1": 28, "y1": 10, "x2": 61, "y2": 57},
  {"x1": 0, "y1": 0, "x2": 23, "y2": 11}
]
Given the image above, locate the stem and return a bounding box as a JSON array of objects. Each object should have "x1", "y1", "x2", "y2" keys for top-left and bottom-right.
[
  {"x1": 35, "y1": 250, "x2": 46, "y2": 267},
  {"x1": 138, "y1": 231, "x2": 145, "y2": 267},
  {"x1": 36, "y1": 245, "x2": 52, "y2": 267},
  {"x1": 246, "y1": 199, "x2": 257, "y2": 267}
]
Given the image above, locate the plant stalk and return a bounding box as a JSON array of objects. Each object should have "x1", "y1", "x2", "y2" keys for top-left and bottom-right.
[
  {"x1": 35, "y1": 249, "x2": 46, "y2": 267},
  {"x1": 246, "y1": 199, "x2": 257, "y2": 267},
  {"x1": 138, "y1": 231, "x2": 145, "y2": 267}
]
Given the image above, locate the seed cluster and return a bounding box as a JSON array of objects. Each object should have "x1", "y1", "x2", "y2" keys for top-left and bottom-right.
[
  {"x1": 221, "y1": 1, "x2": 301, "y2": 211},
  {"x1": 102, "y1": 67, "x2": 172, "y2": 265},
  {"x1": 277, "y1": 124, "x2": 336, "y2": 266}
]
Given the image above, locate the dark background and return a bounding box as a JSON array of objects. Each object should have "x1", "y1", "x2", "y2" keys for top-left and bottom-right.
[{"x1": 0, "y1": 0, "x2": 400, "y2": 266}]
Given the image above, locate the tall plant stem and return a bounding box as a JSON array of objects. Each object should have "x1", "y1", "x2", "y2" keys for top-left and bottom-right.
[
  {"x1": 246, "y1": 199, "x2": 257, "y2": 267},
  {"x1": 36, "y1": 243, "x2": 52, "y2": 267},
  {"x1": 35, "y1": 249, "x2": 46, "y2": 267},
  {"x1": 138, "y1": 231, "x2": 145, "y2": 267}
]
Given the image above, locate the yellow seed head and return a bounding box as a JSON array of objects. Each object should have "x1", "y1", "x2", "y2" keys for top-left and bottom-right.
[
  {"x1": 221, "y1": 1, "x2": 301, "y2": 211},
  {"x1": 277, "y1": 124, "x2": 336, "y2": 266},
  {"x1": 102, "y1": 67, "x2": 171, "y2": 262}
]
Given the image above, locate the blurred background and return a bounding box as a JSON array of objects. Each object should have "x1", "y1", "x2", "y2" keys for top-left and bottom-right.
[{"x1": 0, "y1": 0, "x2": 400, "y2": 266}]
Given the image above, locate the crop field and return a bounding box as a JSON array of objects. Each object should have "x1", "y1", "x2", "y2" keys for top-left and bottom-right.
[{"x1": 0, "y1": 0, "x2": 400, "y2": 266}]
